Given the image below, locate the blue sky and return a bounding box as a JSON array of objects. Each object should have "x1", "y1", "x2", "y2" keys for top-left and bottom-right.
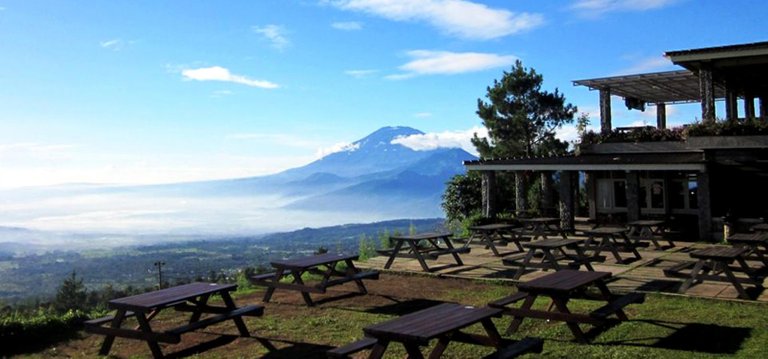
[{"x1": 1, "y1": 0, "x2": 766, "y2": 188}]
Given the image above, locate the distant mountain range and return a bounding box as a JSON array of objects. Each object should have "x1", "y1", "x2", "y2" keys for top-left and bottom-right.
[{"x1": 0, "y1": 126, "x2": 477, "y2": 236}]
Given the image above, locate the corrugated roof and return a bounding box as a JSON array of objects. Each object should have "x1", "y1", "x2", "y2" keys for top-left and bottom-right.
[
  {"x1": 573, "y1": 70, "x2": 726, "y2": 105},
  {"x1": 463, "y1": 152, "x2": 707, "y2": 171}
]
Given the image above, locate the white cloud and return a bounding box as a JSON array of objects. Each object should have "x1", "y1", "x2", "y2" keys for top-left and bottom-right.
[
  {"x1": 326, "y1": 0, "x2": 543, "y2": 40},
  {"x1": 100, "y1": 39, "x2": 126, "y2": 51},
  {"x1": 571, "y1": 0, "x2": 680, "y2": 17},
  {"x1": 387, "y1": 50, "x2": 517, "y2": 79},
  {"x1": 181, "y1": 66, "x2": 279, "y2": 89},
  {"x1": 332, "y1": 21, "x2": 363, "y2": 30},
  {"x1": 413, "y1": 112, "x2": 433, "y2": 118},
  {"x1": 252, "y1": 24, "x2": 290, "y2": 50},
  {"x1": 391, "y1": 127, "x2": 487, "y2": 155},
  {"x1": 316, "y1": 142, "x2": 360, "y2": 158},
  {"x1": 345, "y1": 69, "x2": 379, "y2": 78}
]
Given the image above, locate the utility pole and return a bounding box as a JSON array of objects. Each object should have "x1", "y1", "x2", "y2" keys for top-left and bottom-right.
[{"x1": 154, "y1": 261, "x2": 166, "y2": 289}]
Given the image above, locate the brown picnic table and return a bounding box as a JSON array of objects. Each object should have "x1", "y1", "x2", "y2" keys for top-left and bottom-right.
[
  {"x1": 516, "y1": 217, "x2": 567, "y2": 240},
  {"x1": 489, "y1": 270, "x2": 645, "y2": 342},
  {"x1": 382, "y1": 232, "x2": 470, "y2": 272},
  {"x1": 582, "y1": 226, "x2": 641, "y2": 264},
  {"x1": 751, "y1": 223, "x2": 768, "y2": 233},
  {"x1": 468, "y1": 223, "x2": 524, "y2": 256},
  {"x1": 329, "y1": 303, "x2": 543, "y2": 358},
  {"x1": 251, "y1": 252, "x2": 379, "y2": 306},
  {"x1": 728, "y1": 232, "x2": 768, "y2": 265},
  {"x1": 627, "y1": 220, "x2": 674, "y2": 249},
  {"x1": 664, "y1": 246, "x2": 764, "y2": 299},
  {"x1": 503, "y1": 238, "x2": 595, "y2": 280},
  {"x1": 85, "y1": 282, "x2": 265, "y2": 359}
]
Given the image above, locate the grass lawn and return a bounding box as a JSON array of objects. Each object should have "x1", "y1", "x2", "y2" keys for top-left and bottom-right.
[{"x1": 19, "y1": 273, "x2": 768, "y2": 358}]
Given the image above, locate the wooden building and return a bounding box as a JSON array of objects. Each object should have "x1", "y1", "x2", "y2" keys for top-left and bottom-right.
[{"x1": 464, "y1": 41, "x2": 768, "y2": 241}]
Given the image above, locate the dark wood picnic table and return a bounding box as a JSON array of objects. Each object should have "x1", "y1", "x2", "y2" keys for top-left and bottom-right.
[
  {"x1": 251, "y1": 252, "x2": 379, "y2": 306},
  {"x1": 627, "y1": 220, "x2": 674, "y2": 249},
  {"x1": 503, "y1": 238, "x2": 595, "y2": 280},
  {"x1": 752, "y1": 223, "x2": 768, "y2": 233},
  {"x1": 516, "y1": 217, "x2": 567, "y2": 240},
  {"x1": 334, "y1": 303, "x2": 542, "y2": 359},
  {"x1": 582, "y1": 226, "x2": 641, "y2": 264},
  {"x1": 489, "y1": 270, "x2": 644, "y2": 342},
  {"x1": 468, "y1": 223, "x2": 524, "y2": 256},
  {"x1": 728, "y1": 232, "x2": 768, "y2": 265},
  {"x1": 85, "y1": 282, "x2": 264, "y2": 359},
  {"x1": 665, "y1": 246, "x2": 764, "y2": 299},
  {"x1": 383, "y1": 232, "x2": 470, "y2": 272}
]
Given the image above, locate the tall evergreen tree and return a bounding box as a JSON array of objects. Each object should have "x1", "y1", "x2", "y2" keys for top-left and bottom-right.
[{"x1": 53, "y1": 271, "x2": 88, "y2": 313}]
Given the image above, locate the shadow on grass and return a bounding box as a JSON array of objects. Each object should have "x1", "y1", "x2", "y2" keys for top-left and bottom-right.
[
  {"x1": 0, "y1": 330, "x2": 83, "y2": 356},
  {"x1": 599, "y1": 320, "x2": 751, "y2": 354},
  {"x1": 257, "y1": 338, "x2": 334, "y2": 359},
  {"x1": 365, "y1": 297, "x2": 447, "y2": 316}
]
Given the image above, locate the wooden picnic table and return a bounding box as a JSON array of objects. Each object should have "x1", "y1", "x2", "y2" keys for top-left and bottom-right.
[
  {"x1": 489, "y1": 270, "x2": 645, "y2": 342},
  {"x1": 582, "y1": 227, "x2": 641, "y2": 264},
  {"x1": 468, "y1": 223, "x2": 524, "y2": 256},
  {"x1": 331, "y1": 303, "x2": 542, "y2": 359},
  {"x1": 503, "y1": 238, "x2": 595, "y2": 280},
  {"x1": 627, "y1": 220, "x2": 674, "y2": 249},
  {"x1": 665, "y1": 246, "x2": 764, "y2": 299},
  {"x1": 752, "y1": 223, "x2": 768, "y2": 233},
  {"x1": 85, "y1": 282, "x2": 264, "y2": 359},
  {"x1": 383, "y1": 232, "x2": 470, "y2": 272},
  {"x1": 727, "y1": 232, "x2": 768, "y2": 265},
  {"x1": 516, "y1": 217, "x2": 567, "y2": 240},
  {"x1": 251, "y1": 252, "x2": 379, "y2": 306}
]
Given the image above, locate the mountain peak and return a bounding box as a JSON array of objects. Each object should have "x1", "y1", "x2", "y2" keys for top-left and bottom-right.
[{"x1": 352, "y1": 126, "x2": 423, "y2": 151}]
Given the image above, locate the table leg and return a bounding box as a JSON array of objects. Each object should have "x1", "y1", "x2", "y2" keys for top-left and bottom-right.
[
  {"x1": 480, "y1": 317, "x2": 504, "y2": 347},
  {"x1": 541, "y1": 249, "x2": 562, "y2": 272},
  {"x1": 506, "y1": 294, "x2": 536, "y2": 335},
  {"x1": 262, "y1": 268, "x2": 284, "y2": 302},
  {"x1": 602, "y1": 236, "x2": 624, "y2": 263},
  {"x1": 572, "y1": 245, "x2": 595, "y2": 271},
  {"x1": 188, "y1": 293, "x2": 211, "y2": 324},
  {"x1": 345, "y1": 259, "x2": 369, "y2": 294},
  {"x1": 679, "y1": 259, "x2": 706, "y2": 293},
  {"x1": 513, "y1": 249, "x2": 537, "y2": 280},
  {"x1": 403, "y1": 342, "x2": 425, "y2": 359},
  {"x1": 443, "y1": 237, "x2": 464, "y2": 266},
  {"x1": 594, "y1": 281, "x2": 628, "y2": 321},
  {"x1": 428, "y1": 336, "x2": 450, "y2": 359},
  {"x1": 721, "y1": 264, "x2": 751, "y2": 299},
  {"x1": 367, "y1": 340, "x2": 389, "y2": 359},
  {"x1": 402, "y1": 239, "x2": 432, "y2": 271},
  {"x1": 135, "y1": 312, "x2": 164, "y2": 359},
  {"x1": 485, "y1": 231, "x2": 501, "y2": 256},
  {"x1": 384, "y1": 240, "x2": 405, "y2": 269},
  {"x1": 290, "y1": 270, "x2": 315, "y2": 306},
  {"x1": 550, "y1": 296, "x2": 586, "y2": 342},
  {"x1": 620, "y1": 232, "x2": 642, "y2": 260},
  {"x1": 98, "y1": 309, "x2": 127, "y2": 355},
  {"x1": 220, "y1": 291, "x2": 252, "y2": 337}
]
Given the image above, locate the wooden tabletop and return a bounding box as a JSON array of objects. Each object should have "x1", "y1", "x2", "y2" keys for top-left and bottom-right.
[
  {"x1": 752, "y1": 223, "x2": 768, "y2": 232},
  {"x1": 691, "y1": 246, "x2": 749, "y2": 259},
  {"x1": 363, "y1": 303, "x2": 501, "y2": 344},
  {"x1": 728, "y1": 233, "x2": 768, "y2": 243},
  {"x1": 627, "y1": 220, "x2": 665, "y2": 226},
  {"x1": 109, "y1": 282, "x2": 236, "y2": 312},
  {"x1": 469, "y1": 223, "x2": 517, "y2": 231},
  {"x1": 523, "y1": 238, "x2": 582, "y2": 249},
  {"x1": 583, "y1": 227, "x2": 628, "y2": 235},
  {"x1": 389, "y1": 232, "x2": 453, "y2": 241},
  {"x1": 270, "y1": 253, "x2": 358, "y2": 270},
  {"x1": 518, "y1": 217, "x2": 559, "y2": 223},
  {"x1": 517, "y1": 270, "x2": 611, "y2": 294}
]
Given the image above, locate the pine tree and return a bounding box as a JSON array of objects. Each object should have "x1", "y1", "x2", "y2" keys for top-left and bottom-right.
[{"x1": 53, "y1": 271, "x2": 88, "y2": 313}]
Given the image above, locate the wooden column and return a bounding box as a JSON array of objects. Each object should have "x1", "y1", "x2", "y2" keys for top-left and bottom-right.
[
  {"x1": 725, "y1": 88, "x2": 739, "y2": 122},
  {"x1": 585, "y1": 172, "x2": 597, "y2": 220},
  {"x1": 699, "y1": 67, "x2": 716, "y2": 123},
  {"x1": 744, "y1": 93, "x2": 756, "y2": 121},
  {"x1": 515, "y1": 171, "x2": 527, "y2": 216},
  {"x1": 540, "y1": 171, "x2": 553, "y2": 216},
  {"x1": 558, "y1": 171, "x2": 575, "y2": 232},
  {"x1": 697, "y1": 171, "x2": 713, "y2": 241},
  {"x1": 656, "y1": 103, "x2": 666, "y2": 129},
  {"x1": 625, "y1": 172, "x2": 641, "y2": 222},
  {"x1": 760, "y1": 96, "x2": 768, "y2": 122},
  {"x1": 481, "y1": 171, "x2": 497, "y2": 218},
  {"x1": 600, "y1": 88, "x2": 612, "y2": 132}
]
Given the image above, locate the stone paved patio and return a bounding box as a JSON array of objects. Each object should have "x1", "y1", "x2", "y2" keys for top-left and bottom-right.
[{"x1": 356, "y1": 231, "x2": 768, "y2": 302}]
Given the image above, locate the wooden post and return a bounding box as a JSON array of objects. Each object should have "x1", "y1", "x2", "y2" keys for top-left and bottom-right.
[
  {"x1": 585, "y1": 172, "x2": 597, "y2": 220},
  {"x1": 540, "y1": 171, "x2": 553, "y2": 216},
  {"x1": 725, "y1": 88, "x2": 739, "y2": 122},
  {"x1": 697, "y1": 171, "x2": 713, "y2": 242},
  {"x1": 656, "y1": 103, "x2": 666, "y2": 129},
  {"x1": 558, "y1": 171, "x2": 575, "y2": 232},
  {"x1": 515, "y1": 171, "x2": 527, "y2": 216},
  {"x1": 698, "y1": 67, "x2": 716, "y2": 123},
  {"x1": 744, "y1": 93, "x2": 756, "y2": 121},
  {"x1": 625, "y1": 172, "x2": 641, "y2": 222},
  {"x1": 600, "y1": 88, "x2": 612, "y2": 132},
  {"x1": 481, "y1": 171, "x2": 497, "y2": 218}
]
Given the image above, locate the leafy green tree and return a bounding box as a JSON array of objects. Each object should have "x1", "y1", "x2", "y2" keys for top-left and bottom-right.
[
  {"x1": 53, "y1": 271, "x2": 88, "y2": 313},
  {"x1": 472, "y1": 60, "x2": 576, "y2": 158},
  {"x1": 442, "y1": 172, "x2": 482, "y2": 223}
]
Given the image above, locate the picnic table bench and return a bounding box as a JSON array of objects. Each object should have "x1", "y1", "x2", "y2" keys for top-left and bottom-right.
[
  {"x1": 468, "y1": 223, "x2": 524, "y2": 256},
  {"x1": 627, "y1": 220, "x2": 674, "y2": 249},
  {"x1": 503, "y1": 238, "x2": 596, "y2": 280},
  {"x1": 251, "y1": 253, "x2": 379, "y2": 306},
  {"x1": 582, "y1": 227, "x2": 641, "y2": 264},
  {"x1": 381, "y1": 232, "x2": 470, "y2": 272},
  {"x1": 489, "y1": 270, "x2": 645, "y2": 342},
  {"x1": 85, "y1": 282, "x2": 264, "y2": 359},
  {"x1": 328, "y1": 303, "x2": 543, "y2": 358},
  {"x1": 664, "y1": 246, "x2": 764, "y2": 299},
  {"x1": 515, "y1": 217, "x2": 567, "y2": 240}
]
